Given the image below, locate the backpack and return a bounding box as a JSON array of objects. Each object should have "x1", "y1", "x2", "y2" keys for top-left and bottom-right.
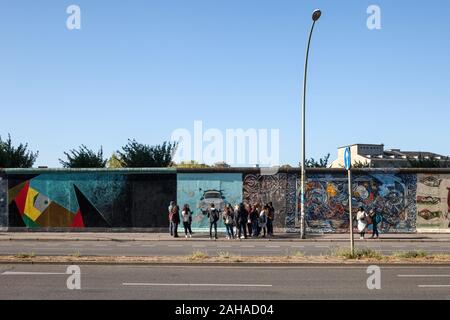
[{"x1": 210, "y1": 208, "x2": 219, "y2": 222}]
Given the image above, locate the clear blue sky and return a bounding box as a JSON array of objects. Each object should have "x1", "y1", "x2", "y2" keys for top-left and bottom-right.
[{"x1": 1, "y1": 0, "x2": 449, "y2": 167}]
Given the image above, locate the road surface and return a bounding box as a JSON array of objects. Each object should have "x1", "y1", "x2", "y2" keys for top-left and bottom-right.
[{"x1": 1, "y1": 264, "x2": 450, "y2": 299}]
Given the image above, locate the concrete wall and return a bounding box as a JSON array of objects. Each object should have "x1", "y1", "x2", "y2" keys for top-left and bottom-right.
[
  {"x1": 416, "y1": 173, "x2": 450, "y2": 230},
  {"x1": 1, "y1": 168, "x2": 449, "y2": 233},
  {"x1": 0, "y1": 171, "x2": 7, "y2": 228},
  {"x1": 4, "y1": 169, "x2": 176, "y2": 230}
]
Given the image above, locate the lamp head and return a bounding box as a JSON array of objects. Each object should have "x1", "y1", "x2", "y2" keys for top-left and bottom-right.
[{"x1": 312, "y1": 9, "x2": 322, "y2": 21}]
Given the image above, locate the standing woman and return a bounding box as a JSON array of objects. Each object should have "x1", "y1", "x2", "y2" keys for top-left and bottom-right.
[
  {"x1": 245, "y1": 203, "x2": 253, "y2": 237},
  {"x1": 181, "y1": 204, "x2": 193, "y2": 238},
  {"x1": 356, "y1": 207, "x2": 368, "y2": 239},
  {"x1": 259, "y1": 205, "x2": 268, "y2": 238},
  {"x1": 233, "y1": 204, "x2": 240, "y2": 239},
  {"x1": 223, "y1": 204, "x2": 235, "y2": 240}
]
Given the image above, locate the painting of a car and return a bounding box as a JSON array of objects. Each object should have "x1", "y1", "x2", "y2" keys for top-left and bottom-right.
[{"x1": 198, "y1": 189, "x2": 225, "y2": 214}]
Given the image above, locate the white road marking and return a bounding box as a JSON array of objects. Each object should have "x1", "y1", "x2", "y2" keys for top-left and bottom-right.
[
  {"x1": 2, "y1": 271, "x2": 66, "y2": 275},
  {"x1": 94, "y1": 244, "x2": 107, "y2": 247},
  {"x1": 392, "y1": 246, "x2": 405, "y2": 248},
  {"x1": 315, "y1": 245, "x2": 329, "y2": 248},
  {"x1": 241, "y1": 246, "x2": 255, "y2": 248},
  {"x1": 132, "y1": 265, "x2": 450, "y2": 270},
  {"x1": 398, "y1": 275, "x2": 450, "y2": 278},
  {"x1": 122, "y1": 282, "x2": 272, "y2": 287},
  {"x1": 141, "y1": 244, "x2": 156, "y2": 247},
  {"x1": 290, "y1": 245, "x2": 305, "y2": 248},
  {"x1": 418, "y1": 285, "x2": 450, "y2": 288},
  {"x1": 217, "y1": 246, "x2": 231, "y2": 248},
  {"x1": 266, "y1": 246, "x2": 280, "y2": 248},
  {"x1": 168, "y1": 245, "x2": 183, "y2": 247}
]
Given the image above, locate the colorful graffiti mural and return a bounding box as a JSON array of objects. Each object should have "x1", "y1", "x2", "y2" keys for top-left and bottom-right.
[
  {"x1": 177, "y1": 173, "x2": 243, "y2": 231},
  {"x1": 304, "y1": 173, "x2": 417, "y2": 233},
  {"x1": 416, "y1": 174, "x2": 450, "y2": 230},
  {"x1": 2, "y1": 169, "x2": 450, "y2": 233},
  {"x1": 243, "y1": 173, "x2": 297, "y2": 230},
  {"x1": 0, "y1": 171, "x2": 7, "y2": 227},
  {"x1": 6, "y1": 172, "x2": 176, "y2": 228}
]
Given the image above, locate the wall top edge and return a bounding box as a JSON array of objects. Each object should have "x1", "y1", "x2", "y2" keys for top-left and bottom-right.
[{"x1": 1, "y1": 167, "x2": 450, "y2": 175}]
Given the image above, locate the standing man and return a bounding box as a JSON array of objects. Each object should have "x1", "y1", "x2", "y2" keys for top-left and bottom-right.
[
  {"x1": 169, "y1": 201, "x2": 180, "y2": 238},
  {"x1": 208, "y1": 203, "x2": 220, "y2": 240},
  {"x1": 267, "y1": 202, "x2": 275, "y2": 237},
  {"x1": 237, "y1": 203, "x2": 248, "y2": 239},
  {"x1": 168, "y1": 201, "x2": 175, "y2": 236}
]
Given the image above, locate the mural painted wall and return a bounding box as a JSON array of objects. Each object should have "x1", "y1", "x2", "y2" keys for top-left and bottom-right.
[
  {"x1": 304, "y1": 173, "x2": 417, "y2": 233},
  {"x1": 6, "y1": 172, "x2": 176, "y2": 229},
  {"x1": 177, "y1": 173, "x2": 243, "y2": 231},
  {"x1": 243, "y1": 173, "x2": 297, "y2": 230},
  {"x1": 416, "y1": 174, "x2": 450, "y2": 230},
  {"x1": 2, "y1": 169, "x2": 449, "y2": 232},
  {"x1": 0, "y1": 171, "x2": 7, "y2": 227}
]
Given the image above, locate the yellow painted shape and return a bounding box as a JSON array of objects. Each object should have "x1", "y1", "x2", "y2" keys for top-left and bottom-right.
[
  {"x1": 326, "y1": 183, "x2": 337, "y2": 197},
  {"x1": 23, "y1": 188, "x2": 43, "y2": 221}
]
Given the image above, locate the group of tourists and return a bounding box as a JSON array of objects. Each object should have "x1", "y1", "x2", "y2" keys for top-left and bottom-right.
[
  {"x1": 167, "y1": 201, "x2": 275, "y2": 240},
  {"x1": 356, "y1": 207, "x2": 381, "y2": 239}
]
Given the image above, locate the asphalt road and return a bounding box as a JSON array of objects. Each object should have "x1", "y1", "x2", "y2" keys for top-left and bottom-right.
[
  {"x1": 1, "y1": 264, "x2": 450, "y2": 299},
  {"x1": 0, "y1": 240, "x2": 449, "y2": 256}
]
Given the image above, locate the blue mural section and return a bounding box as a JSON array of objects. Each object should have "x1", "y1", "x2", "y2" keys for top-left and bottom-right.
[
  {"x1": 304, "y1": 173, "x2": 417, "y2": 233},
  {"x1": 29, "y1": 173, "x2": 126, "y2": 224},
  {"x1": 177, "y1": 173, "x2": 243, "y2": 231}
]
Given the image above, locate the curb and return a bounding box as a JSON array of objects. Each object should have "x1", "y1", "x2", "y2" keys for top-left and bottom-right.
[
  {"x1": 1, "y1": 260, "x2": 450, "y2": 266},
  {"x1": 0, "y1": 238, "x2": 448, "y2": 242}
]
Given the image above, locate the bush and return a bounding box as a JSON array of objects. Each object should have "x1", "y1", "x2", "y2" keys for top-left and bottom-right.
[
  {"x1": 332, "y1": 248, "x2": 383, "y2": 260},
  {"x1": 393, "y1": 250, "x2": 428, "y2": 259}
]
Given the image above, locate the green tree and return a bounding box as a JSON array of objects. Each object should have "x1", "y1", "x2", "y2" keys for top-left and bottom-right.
[
  {"x1": 303, "y1": 153, "x2": 330, "y2": 168},
  {"x1": 117, "y1": 140, "x2": 177, "y2": 168},
  {"x1": 174, "y1": 160, "x2": 211, "y2": 168},
  {"x1": 408, "y1": 154, "x2": 449, "y2": 168},
  {"x1": 352, "y1": 160, "x2": 371, "y2": 168},
  {"x1": 0, "y1": 134, "x2": 38, "y2": 168},
  {"x1": 59, "y1": 145, "x2": 107, "y2": 168},
  {"x1": 213, "y1": 161, "x2": 231, "y2": 168}
]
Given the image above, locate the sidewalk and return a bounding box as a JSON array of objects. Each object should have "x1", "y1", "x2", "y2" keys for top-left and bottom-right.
[{"x1": 0, "y1": 232, "x2": 449, "y2": 242}]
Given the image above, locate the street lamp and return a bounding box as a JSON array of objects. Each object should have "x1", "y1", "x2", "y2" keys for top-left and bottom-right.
[{"x1": 299, "y1": 9, "x2": 321, "y2": 239}]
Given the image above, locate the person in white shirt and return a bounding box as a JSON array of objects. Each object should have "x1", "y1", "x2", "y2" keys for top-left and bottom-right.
[
  {"x1": 258, "y1": 205, "x2": 268, "y2": 238},
  {"x1": 356, "y1": 207, "x2": 368, "y2": 239},
  {"x1": 181, "y1": 204, "x2": 193, "y2": 238}
]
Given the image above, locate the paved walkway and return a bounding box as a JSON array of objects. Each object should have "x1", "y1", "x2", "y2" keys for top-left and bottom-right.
[{"x1": 1, "y1": 232, "x2": 449, "y2": 242}]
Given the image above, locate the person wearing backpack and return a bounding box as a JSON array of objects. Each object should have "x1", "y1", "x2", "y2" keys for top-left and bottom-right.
[
  {"x1": 207, "y1": 203, "x2": 220, "y2": 240},
  {"x1": 237, "y1": 203, "x2": 248, "y2": 239},
  {"x1": 369, "y1": 209, "x2": 381, "y2": 239}
]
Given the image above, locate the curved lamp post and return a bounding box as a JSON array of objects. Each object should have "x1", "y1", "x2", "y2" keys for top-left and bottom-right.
[{"x1": 300, "y1": 9, "x2": 321, "y2": 239}]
